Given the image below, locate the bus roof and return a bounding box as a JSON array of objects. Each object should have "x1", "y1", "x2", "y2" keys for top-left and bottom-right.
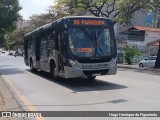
[{"x1": 24, "y1": 16, "x2": 112, "y2": 38}]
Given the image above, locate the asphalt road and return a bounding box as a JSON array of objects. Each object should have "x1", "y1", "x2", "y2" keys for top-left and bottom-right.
[{"x1": 0, "y1": 52, "x2": 160, "y2": 120}]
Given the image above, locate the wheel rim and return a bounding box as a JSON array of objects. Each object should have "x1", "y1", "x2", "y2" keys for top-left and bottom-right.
[
  {"x1": 30, "y1": 60, "x2": 33, "y2": 69},
  {"x1": 50, "y1": 64, "x2": 56, "y2": 79},
  {"x1": 139, "y1": 63, "x2": 143, "y2": 67}
]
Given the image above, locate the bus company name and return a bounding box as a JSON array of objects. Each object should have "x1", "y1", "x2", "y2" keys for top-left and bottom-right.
[{"x1": 73, "y1": 19, "x2": 105, "y2": 26}]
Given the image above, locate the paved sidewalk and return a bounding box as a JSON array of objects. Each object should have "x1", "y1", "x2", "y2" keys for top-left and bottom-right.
[
  {"x1": 0, "y1": 76, "x2": 22, "y2": 111},
  {"x1": 118, "y1": 64, "x2": 160, "y2": 72},
  {"x1": 0, "y1": 75, "x2": 29, "y2": 120}
]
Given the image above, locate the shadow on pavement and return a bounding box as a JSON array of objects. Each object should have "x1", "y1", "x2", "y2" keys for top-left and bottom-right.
[
  {"x1": 0, "y1": 68, "x2": 24, "y2": 75},
  {"x1": 26, "y1": 69, "x2": 128, "y2": 93}
]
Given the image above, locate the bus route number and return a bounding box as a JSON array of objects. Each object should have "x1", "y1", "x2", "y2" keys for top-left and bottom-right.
[
  {"x1": 73, "y1": 20, "x2": 80, "y2": 25},
  {"x1": 73, "y1": 19, "x2": 105, "y2": 26}
]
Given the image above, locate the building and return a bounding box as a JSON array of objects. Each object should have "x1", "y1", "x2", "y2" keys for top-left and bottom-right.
[
  {"x1": 16, "y1": 19, "x2": 30, "y2": 29},
  {"x1": 119, "y1": 26, "x2": 160, "y2": 56}
]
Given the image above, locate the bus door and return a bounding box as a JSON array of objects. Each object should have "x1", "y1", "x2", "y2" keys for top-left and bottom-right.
[{"x1": 57, "y1": 31, "x2": 65, "y2": 75}]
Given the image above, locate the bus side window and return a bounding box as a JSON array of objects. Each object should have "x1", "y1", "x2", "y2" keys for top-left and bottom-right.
[
  {"x1": 28, "y1": 36, "x2": 32, "y2": 49},
  {"x1": 40, "y1": 34, "x2": 47, "y2": 57},
  {"x1": 46, "y1": 31, "x2": 55, "y2": 49}
]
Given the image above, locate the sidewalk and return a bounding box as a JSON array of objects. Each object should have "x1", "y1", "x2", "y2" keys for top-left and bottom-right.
[
  {"x1": 117, "y1": 64, "x2": 160, "y2": 72},
  {"x1": 0, "y1": 75, "x2": 28, "y2": 120}
]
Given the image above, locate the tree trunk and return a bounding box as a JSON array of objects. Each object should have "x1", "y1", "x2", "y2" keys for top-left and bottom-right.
[{"x1": 154, "y1": 41, "x2": 160, "y2": 68}]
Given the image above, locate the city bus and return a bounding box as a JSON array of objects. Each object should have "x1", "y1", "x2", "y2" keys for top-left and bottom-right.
[{"x1": 24, "y1": 16, "x2": 117, "y2": 80}]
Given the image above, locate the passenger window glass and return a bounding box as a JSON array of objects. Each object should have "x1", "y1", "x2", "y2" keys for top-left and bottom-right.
[{"x1": 47, "y1": 31, "x2": 55, "y2": 48}]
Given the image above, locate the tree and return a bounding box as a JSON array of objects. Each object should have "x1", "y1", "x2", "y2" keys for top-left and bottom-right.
[
  {"x1": 48, "y1": 2, "x2": 74, "y2": 20},
  {"x1": 0, "y1": 0, "x2": 21, "y2": 46},
  {"x1": 28, "y1": 13, "x2": 55, "y2": 30},
  {"x1": 57, "y1": 0, "x2": 155, "y2": 25},
  {"x1": 123, "y1": 45, "x2": 142, "y2": 65},
  {"x1": 0, "y1": 0, "x2": 21, "y2": 34},
  {"x1": 154, "y1": 41, "x2": 160, "y2": 68},
  {"x1": 4, "y1": 28, "x2": 27, "y2": 51},
  {"x1": 5, "y1": 11, "x2": 57, "y2": 50}
]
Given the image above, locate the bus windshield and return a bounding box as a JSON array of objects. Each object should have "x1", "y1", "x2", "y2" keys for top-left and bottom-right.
[{"x1": 68, "y1": 28, "x2": 113, "y2": 58}]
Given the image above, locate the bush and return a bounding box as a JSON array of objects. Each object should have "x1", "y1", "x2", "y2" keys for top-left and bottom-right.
[{"x1": 123, "y1": 45, "x2": 142, "y2": 65}]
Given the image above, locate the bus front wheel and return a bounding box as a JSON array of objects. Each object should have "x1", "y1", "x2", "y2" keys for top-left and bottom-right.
[{"x1": 87, "y1": 76, "x2": 96, "y2": 81}]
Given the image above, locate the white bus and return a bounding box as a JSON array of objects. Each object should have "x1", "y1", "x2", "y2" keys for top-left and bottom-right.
[{"x1": 24, "y1": 16, "x2": 117, "y2": 80}]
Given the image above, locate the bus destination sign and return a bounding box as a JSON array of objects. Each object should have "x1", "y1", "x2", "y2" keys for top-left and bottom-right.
[{"x1": 73, "y1": 19, "x2": 106, "y2": 26}]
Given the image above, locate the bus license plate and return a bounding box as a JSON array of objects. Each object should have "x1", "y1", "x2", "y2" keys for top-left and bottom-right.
[{"x1": 92, "y1": 73, "x2": 101, "y2": 76}]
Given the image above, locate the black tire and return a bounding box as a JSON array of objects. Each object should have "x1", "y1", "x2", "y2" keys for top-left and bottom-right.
[
  {"x1": 50, "y1": 62, "x2": 58, "y2": 80},
  {"x1": 139, "y1": 63, "x2": 144, "y2": 68},
  {"x1": 87, "y1": 76, "x2": 96, "y2": 81},
  {"x1": 30, "y1": 59, "x2": 36, "y2": 72}
]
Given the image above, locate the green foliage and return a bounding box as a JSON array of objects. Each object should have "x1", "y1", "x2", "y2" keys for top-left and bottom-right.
[
  {"x1": 28, "y1": 13, "x2": 55, "y2": 29},
  {"x1": 0, "y1": 0, "x2": 21, "y2": 34},
  {"x1": 116, "y1": 0, "x2": 151, "y2": 26},
  {"x1": 4, "y1": 28, "x2": 28, "y2": 50},
  {"x1": 56, "y1": 0, "x2": 157, "y2": 26},
  {"x1": 123, "y1": 45, "x2": 142, "y2": 65},
  {"x1": 0, "y1": 0, "x2": 21, "y2": 47}
]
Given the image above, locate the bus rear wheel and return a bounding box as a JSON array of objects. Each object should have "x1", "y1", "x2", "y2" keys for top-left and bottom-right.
[
  {"x1": 30, "y1": 59, "x2": 36, "y2": 72},
  {"x1": 50, "y1": 62, "x2": 58, "y2": 80}
]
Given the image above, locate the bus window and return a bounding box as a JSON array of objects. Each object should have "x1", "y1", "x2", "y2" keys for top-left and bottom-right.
[
  {"x1": 46, "y1": 31, "x2": 55, "y2": 48},
  {"x1": 68, "y1": 28, "x2": 112, "y2": 57},
  {"x1": 40, "y1": 34, "x2": 47, "y2": 57},
  {"x1": 28, "y1": 36, "x2": 33, "y2": 49}
]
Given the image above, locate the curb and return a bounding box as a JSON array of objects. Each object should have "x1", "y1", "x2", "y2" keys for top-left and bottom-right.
[
  {"x1": 118, "y1": 65, "x2": 160, "y2": 72},
  {"x1": 0, "y1": 74, "x2": 24, "y2": 112}
]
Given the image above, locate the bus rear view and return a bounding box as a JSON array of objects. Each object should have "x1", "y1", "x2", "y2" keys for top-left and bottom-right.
[{"x1": 24, "y1": 16, "x2": 117, "y2": 80}]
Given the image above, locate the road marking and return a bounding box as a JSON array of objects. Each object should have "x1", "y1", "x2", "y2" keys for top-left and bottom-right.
[{"x1": 1, "y1": 75, "x2": 45, "y2": 120}]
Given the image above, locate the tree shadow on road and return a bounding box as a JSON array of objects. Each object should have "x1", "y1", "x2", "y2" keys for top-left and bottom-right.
[
  {"x1": 26, "y1": 69, "x2": 128, "y2": 93},
  {"x1": 0, "y1": 68, "x2": 24, "y2": 75}
]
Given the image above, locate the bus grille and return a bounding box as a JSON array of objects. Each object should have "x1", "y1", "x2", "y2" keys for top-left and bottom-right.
[{"x1": 83, "y1": 69, "x2": 109, "y2": 76}]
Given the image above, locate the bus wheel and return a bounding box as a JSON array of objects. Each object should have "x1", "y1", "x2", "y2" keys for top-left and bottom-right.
[
  {"x1": 87, "y1": 76, "x2": 96, "y2": 81},
  {"x1": 30, "y1": 59, "x2": 36, "y2": 72},
  {"x1": 50, "y1": 63, "x2": 57, "y2": 80}
]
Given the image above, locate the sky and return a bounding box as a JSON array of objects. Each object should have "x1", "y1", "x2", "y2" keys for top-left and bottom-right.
[{"x1": 19, "y1": 0, "x2": 55, "y2": 20}]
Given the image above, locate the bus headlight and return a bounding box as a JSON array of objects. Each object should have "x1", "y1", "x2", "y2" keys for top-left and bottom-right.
[{"x1": 68, "y1": 59, "x2": 80, "y2": 69}]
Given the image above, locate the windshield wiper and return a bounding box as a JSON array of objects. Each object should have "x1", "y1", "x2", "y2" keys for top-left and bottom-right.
[
  {"x1": 94, "y1": 30, "x2": 104, "y2": 57},
  {"x1": 79, "y1": 27, "x2": 92, "y2": 41}
]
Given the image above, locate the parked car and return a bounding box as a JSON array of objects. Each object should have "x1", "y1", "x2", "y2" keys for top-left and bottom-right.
[
  {"x1": 139, "y1": 56, "x2": 157, "y2": 68},
  {"x1": 1, "y1": 50, "x2": 5, "y2": 53},
  {"x1": 9, "y1": 51, "x2": 13, "y2": 55},
  {"x1": 9, "y1": 51, "x2": 15, "y2": 55}
]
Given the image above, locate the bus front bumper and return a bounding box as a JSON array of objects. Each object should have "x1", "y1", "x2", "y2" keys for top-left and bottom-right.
[{"x1": 64, "y1": 65, "x2": 117, "y2": 79}]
